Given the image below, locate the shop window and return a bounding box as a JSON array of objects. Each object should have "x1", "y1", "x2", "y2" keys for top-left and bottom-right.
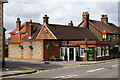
[
  {"x1": 102, "y1": 47, "x2": 105, "y2": 56},
  {"x1": 117, "y1": 35, "x2": 119, "y2": 40},
  {"x1": 106, "y1": 49, "x2": 109, "y2": 56},
  {"x1": 80, "y1": 47, "x2": 85, "y2": 57},
  {"x1": 113, "y1": 35, "x2": 116, "y2": 41},
  {"x1": 115, "y1": 45, "x2": 120, "y2": 52},
  {"x1": 60, "y1": 48, "x2": 65, "y2": 57},
  {"x1": 108, "y1": 35, "x2": 111, "y2": 41},
  {"x1": 76, "y1": 48, "x2": 80, "y2": 57},
  {"x1": 97, "y1": 47, "x2": 101, "y2": 57}
]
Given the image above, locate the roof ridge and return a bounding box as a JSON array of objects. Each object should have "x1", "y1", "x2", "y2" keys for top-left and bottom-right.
[
  {"x1": 89, "y1": 19, "x2": 117, "y2": 26},
  {"x1": 48, "y1": 24, "x2": 77, "y2": 27}
]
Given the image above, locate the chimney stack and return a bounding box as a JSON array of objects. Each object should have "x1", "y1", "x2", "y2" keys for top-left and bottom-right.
[
  {"x1": 28, "y1": 20, "x2": 33, "y2": 39},
  {"x1": 16, "y1": 18, "x2": 21, "y2": 32},
  {"x1": 43, "y1": 15, "x2": 49, "y2": 24},
  {"x1": 30, "y1": 19, "x2": 32, "y2": 23},
  {"x1": 68, "y1": 21, "x2": 73, "y2": 26},
  {"x1": 82, "y1": 12, "x2": 89, "y2": 28},
  {"x1": 101, "y1": 15, "x2": 108, "y2": 23}
]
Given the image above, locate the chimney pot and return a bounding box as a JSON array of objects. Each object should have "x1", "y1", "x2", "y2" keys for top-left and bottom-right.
[
  {"x1": 68, "y1": 21, "x2": 73, "y2": 26},
  {"x1": 101, "y1": 14, "x2": 108, "y2": 23},
  {"x1": 17, "y1": 18, "x2": 20, "y2": 21},
  {"x1": 83, "y1": 12, "x2": 89, "y2": 15},
  {"x1": 30, "y1": 20, "x2": 32, "y2": 23}
]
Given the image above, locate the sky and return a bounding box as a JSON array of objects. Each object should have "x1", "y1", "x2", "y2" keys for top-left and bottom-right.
[{"x1": 3, "y1": 0, "x2": 120, "y2": 38}]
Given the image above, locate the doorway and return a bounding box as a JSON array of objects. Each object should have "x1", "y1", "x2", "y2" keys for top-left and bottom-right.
[
  {"x1": 60, "y1": 46, "x2": 80, "y2": 61},
  {"x1": 69, "y1": 48, "x2": 74, "y2": 60}
]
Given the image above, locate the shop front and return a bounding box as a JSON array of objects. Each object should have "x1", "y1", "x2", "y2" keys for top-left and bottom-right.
[
  {"x1": 60, "y1": 45, "x2": 96, "y2": 61},
  {"x1": 60, "y1": 45, "x2": 80, "y2": 61}
]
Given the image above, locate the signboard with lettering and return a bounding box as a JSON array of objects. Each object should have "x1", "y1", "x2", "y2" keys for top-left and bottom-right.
[{"x1": 87, "y1": 47, "x2": 94, "y2": 61}]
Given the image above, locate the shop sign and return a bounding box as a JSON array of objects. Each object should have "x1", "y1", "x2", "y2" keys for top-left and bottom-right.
[
  {"x1": 88, "y1": 53, "x2": 94, "y2": 61},
  {"x1": 42, "y1": 28, "x2": 48, "y2": 33},
  {"x1": 87, "y1": 47, "x2": 94, "y2": 61}
]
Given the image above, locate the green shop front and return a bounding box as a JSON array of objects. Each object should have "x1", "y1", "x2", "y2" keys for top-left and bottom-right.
[{"x1": 87, "y1": 47, "x2": 95, "y2": 61}]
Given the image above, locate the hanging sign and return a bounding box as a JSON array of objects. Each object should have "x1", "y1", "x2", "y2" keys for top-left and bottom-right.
[
  {"x1": 42, "y1": 28, "x2": 48, "y2": 33},
  {"x1": 102, "y1": 30, "x2": 106, "y2": 39}
]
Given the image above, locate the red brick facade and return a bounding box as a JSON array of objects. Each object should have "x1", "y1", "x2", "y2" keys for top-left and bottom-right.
[{"x1": 37, "y1": 27, "x2": 55, "y2": 39}]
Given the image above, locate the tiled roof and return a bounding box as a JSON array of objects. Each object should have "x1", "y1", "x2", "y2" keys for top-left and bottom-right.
[
  {"x1": 23, "y1": 25, "x2": 42, "y2": 40},
  {"x1": 46, "y1": 24, "x2": 98, "y2": 40},
  {"x1": 10, "y1": 22, "x2": 27, "y2": 33},
  {"x1": 10, "y1": 21, "x2": 43, "y2": 40},
  {"x1": 10, "y1": 22, "x2": 42, "y2": 34},
  {"x1": 89, "y1": 20, "x2": 120, "y2": 34}
]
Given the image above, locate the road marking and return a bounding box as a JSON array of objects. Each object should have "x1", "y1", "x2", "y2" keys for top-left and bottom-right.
[
  {"x1": 53, "y1": 74, "x2": 78, "y2": 78},
  {"x1": 112, "y1": 64, "x2": 118, "y2": 67},
  {"x1": 44, "y1": 70, "x2": 49, "y2": 72},
  {"x1": 87, "y1": 68, "x2": 104, "y2": 73}
]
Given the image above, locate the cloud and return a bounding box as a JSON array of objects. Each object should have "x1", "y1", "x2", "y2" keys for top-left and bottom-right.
[{"x1": 4, "y1": 0, "x2": 118, "y2": 38}]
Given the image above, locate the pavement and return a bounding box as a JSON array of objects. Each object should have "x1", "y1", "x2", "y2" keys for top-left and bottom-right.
[
  {"x1": 1, "y1": 61, "x2": 37, "y2": 77},
  {"x1": 0, "y1": 58, "x2": 118, "y2": 78}
]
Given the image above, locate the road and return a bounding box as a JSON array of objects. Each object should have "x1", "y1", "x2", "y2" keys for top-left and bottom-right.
[{"x1": 2, "y1": 60, "x2": 119, "y2": 80}]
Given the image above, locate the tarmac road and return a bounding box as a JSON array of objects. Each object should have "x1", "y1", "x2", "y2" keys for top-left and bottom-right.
[{"x1": 2, "y1": 59, "x2": 119, "y2": 80}]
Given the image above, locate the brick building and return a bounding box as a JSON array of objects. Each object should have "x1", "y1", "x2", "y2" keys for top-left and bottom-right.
[
  {"x1": 8, "y1": 13, "x2": 120, "y2": 61},
  {"x1": 10, "y1": 18, "x2": 43, "y2": 43},
  {"x1": 0, "y1": 0, "x2": 8, "y2": 67},
  {"x1": 78, "y1": 12, "x2": 120, "y2": 57}
]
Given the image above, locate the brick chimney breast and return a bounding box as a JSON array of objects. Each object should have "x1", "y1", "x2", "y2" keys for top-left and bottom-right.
[
  {"x1": 28, "y1": 20, "x2": 33, "y2": 39},
  {"x1": 30, "y1": 19, "x2": 32, "y2": 23},
  {"x1": 82, "y1": 12, "x2": 89, "y2": 28},
  {"x1": 101, "y1": 15, "x2": 108, "y2": 23},
  {"x1": 43, "y1": 15, "x2": 49, "y2": 24},
  {"x1": 16, "y1": 18, "x2": 21, "y2": 32}
]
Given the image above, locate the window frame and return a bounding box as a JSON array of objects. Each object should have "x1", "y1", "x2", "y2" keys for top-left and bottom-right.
[
  {"x1": 97, "y1": 47, "x2": 102, "y2": 57},
  {"x1": 80, "y1": 47, "x2": 85, "y2": 57}
]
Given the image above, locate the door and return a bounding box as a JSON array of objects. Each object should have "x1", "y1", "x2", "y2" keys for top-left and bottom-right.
[{"x1": 69, "y1": 48, "x2": 74, "y2": 60}]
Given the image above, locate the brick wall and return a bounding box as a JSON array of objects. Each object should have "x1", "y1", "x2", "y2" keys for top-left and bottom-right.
[
  {"x1": 37, "y1": 27, "x2": 55, "y2": 39},
  {"x1": 11, "y1": 34, "x2": 21, "y2": 43},
  {"x1": 43, "y1": 40, "x2": 61, "y2": 60}
]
